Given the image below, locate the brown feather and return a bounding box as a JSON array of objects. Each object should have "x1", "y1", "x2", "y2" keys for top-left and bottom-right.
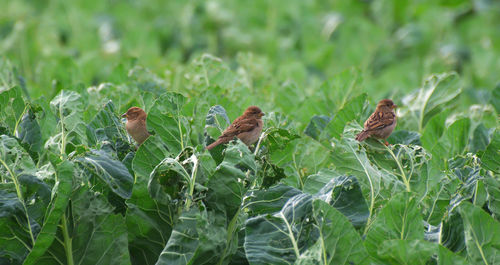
[
  {"x1": 123, "y1": 107, "x2": 150, "y2": 146},
  {"x1": 206, "y1": 106, "x2": 264, "y2": 150},
  {"x1": 356, "y1": 99, "x2": 397, "y2": 142}
]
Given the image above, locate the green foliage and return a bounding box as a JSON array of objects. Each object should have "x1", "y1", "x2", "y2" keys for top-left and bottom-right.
[{"x1": 1, "y1": 0, "x2": 500, "y2": 264}]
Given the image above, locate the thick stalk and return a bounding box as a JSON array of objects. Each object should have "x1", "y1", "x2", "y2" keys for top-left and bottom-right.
[
  {"x1": 61, "y1": 215, "x2": 74, "y2": 265},
  {"x1": 184, "y1": 155, "x2": 199, "y2": 210}
]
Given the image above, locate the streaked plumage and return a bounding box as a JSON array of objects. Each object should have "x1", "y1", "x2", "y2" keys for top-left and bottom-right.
[
  {"x1": 206, "y1": 106, "x2": 264, "y2": 150},
  {"x1": 355, "y1": 99, "x2": 397, "y2": 145}
]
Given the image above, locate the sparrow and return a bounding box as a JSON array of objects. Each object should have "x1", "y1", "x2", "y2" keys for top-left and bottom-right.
[
  {"x1": 355, "y1": 99, "x2": 397, "y2": 146},
  {"x1": 122, "y1": 107, "x2": 150, "y2": 146},
  {"x1": 206, "y1": 106, "x2": 265, "y2": 150}
]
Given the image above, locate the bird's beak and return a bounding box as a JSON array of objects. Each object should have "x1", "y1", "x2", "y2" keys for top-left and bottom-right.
[
  {"x1": 260, "y1": 113, "x2": 265, "y2": 117},
  {"x1": 392, "y1": 105, "x2": 398, "y2": 109},
  {"x1": 121, "y1": 113, "x2": 127, "y2": 118}
]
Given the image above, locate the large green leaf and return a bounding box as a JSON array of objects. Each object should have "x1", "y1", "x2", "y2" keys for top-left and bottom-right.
[
  {"x1": 295, "y1": 200, "x2": 369, "y2": 265},
  {"x1": 365, "y1": 192, "x2": 424, "y2": 259},
  {"x1": 245, "y1": 192, "x2": 315, "y2": 265},
  {"x1": 0, "y1": 85, "x2": 25, "y2": 134},
  {"x1": 75, "y1": 150, "x2": 134, "y2": 199},
  {"x1": 126, "y1": 176, "x2": 175, "y2": 265},
  {"x1": 148, "y1": 157, "x2": 190, "y2": 205},
  {"x1": 480, "y1": 129, "x2": 499, "y2": 174},
  {"x1": 459, "y1": 202, "x2": 500, "y2": 265},
  {"x1": 132, "y1": 135, "x2": 170, "y2": 179},
  {"x1": 17, "y1": 107, "x2": 42, "y2": 156},
  {"x1": 147, "y1": 92, "x2": 188, "y2": 155},
  {"x1": 0, "y1": 135, "x2": 43, "y2": 263},
  {"x1": 331, "y1": 124, "x2": 404, "y2": 226},
  {"x1": 39, "y1": 187, "x2": 132, "y2": 265},
  {"x1": 46, "y1": 90, "x2": 87, "y2": 154},
  {"x1": 23, "y1": 161, "x2": 73, "y2": 265},
  {"x1": 432, "y1": 118, "x2": 471, "y2": 160},
  {"x1": 304, "y1": 115, "x2": 331, "y2": 140},
  {"x1": 206, "y1": 141, "x2": 255, "y2": 219},
  {"x1": 304, "y1": 172, "x2": 369, "y2": 228},
  {"x1": 401, "y1": 72, "x2": 461, "y2": 131},
  {"x1": 155, "y1": 206, "x2": 227, "y2": 265},
  {"x1": 245, "y1": 184, "x2": 302, "y2": 216},
  {"x1": 376, "y1": 239, "x2": 468, "y2": 265},
  {"x1": 204, "y1": 105, "x2": 231, "y2": 142},
  {"x1": 485, "y1": 177, "x2": 500, "y2": 221},
  {"x1": 270, "y1": 137, "x2": 331, "y2": 189},
  {"x1": 86, "y1": 100, "x2": 130, "y2": 158},
  {"x1": 321, "y1": 93, "x2": 367, "y2": 140}
]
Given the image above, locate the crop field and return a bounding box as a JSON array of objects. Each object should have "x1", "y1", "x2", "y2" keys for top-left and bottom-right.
[{"x1": 1, "y1": 0, "x2": 499, "y2": 264}]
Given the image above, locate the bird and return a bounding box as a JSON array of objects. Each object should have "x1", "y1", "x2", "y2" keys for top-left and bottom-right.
[
  {"x1": 206, "y1": 106, "x2": 265, "y2": 150},
  {"x1": 355, "y1": 99, "x2": 397, "y2": 146},
  {"x1": 122, "y1": 107, "x2": 150, "y2": 146}
]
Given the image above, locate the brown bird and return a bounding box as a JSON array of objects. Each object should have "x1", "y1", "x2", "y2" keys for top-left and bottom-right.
[
  {"x1": 355, "y1": 99, "x2": 397, "y2": 146},
  {"x1": 206, "y1": 106, "x2": 265, "y2": 150},
  {"x1": 122, "y1": 107, "x2": 150, "y2": 146}
]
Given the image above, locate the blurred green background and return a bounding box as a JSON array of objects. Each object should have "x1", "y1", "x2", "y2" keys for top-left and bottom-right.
[{"x1": 1, "y1": 0, "x2": 499, "y2": 118}]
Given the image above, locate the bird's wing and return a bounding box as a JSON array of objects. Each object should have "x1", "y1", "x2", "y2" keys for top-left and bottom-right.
[
  {"x1": 219, "y1": 117, "x2": 259, "y2": 139},
  {"x1": 364, "y1": 111, "x2": 395, "y2": 132}
]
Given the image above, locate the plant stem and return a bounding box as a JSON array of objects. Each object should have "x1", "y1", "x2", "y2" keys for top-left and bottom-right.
[
  {"x1": 13, "y1": 104, "x2": 29, "y2": 137},
  {"x1": 282, "y1": 212, "x2": 301, "y2": 259},
  {"x1": 184, "y1": 155, "x2": 199, "y2": 210},
  {"x1": 59, "y1": 97, "x2": 66, "y2": 158},
  {"x1": 61, "y1": 214, "x2": 74, "y2": 265},
  {"x1": 383, "y1": 143, "x2": 411, "y2": 192},
  {"x1": 0, "y1": 157, "x2": 36, "y2": 245}
]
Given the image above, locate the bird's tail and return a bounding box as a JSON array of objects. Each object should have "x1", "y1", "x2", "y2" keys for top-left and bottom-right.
[
  {"x1": 206, "y1": 139, "x2": 224, "y2": 150},
  {"x1": 355, "y1": 130, "x2": 370, "y2": 142}
]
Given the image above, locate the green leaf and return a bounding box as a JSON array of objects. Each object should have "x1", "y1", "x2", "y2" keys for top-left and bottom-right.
[
  {"x1": 387, "y1": 130, "x2": 421, "y2": 145},
  {"x1": 304, "y1": 115, "x2": 331, "y2": 140},
  {"x1": 132, "y1": 135, "x2": 170, "y2": 179},
  {"x1": 245, "y1": 184, "x2": 302, "y2": 216},
  {"x1": 206, "y1": 141, "x2": 255, "y2": 219},
  {"x1": 245, "y1": 192, "x2": 315, "y2": 265},
  {"x1": 47, "y1": 90, "x2": 87, "y2": 154},
  {"x1": 0, "y1": 85, "x2": 25, "y2": 134},
  {"x1": 321, "y1": 175, "x2": 370, "y2": 228},
  {"x1": 432, "y1": 118, "x2": 471, "y2": 159},
  {"x1": 490, "y1": 83, "x2": 500, "y2": 114},
  {"x1": 148, "y1": 157, "x2": 189, "y2": 204},
  {"x1": 204, "y1": 105, "x2": 231, "y2": 141},
  {"x1": 365, "y1": 192, "x2": 424, "y2": 258},
  {"x1": 480, "y1": 129, "x2": 500, "y2": 174},
  {"x1": 71, "y1": 187, "x2": 131, "y2": 265},
  {"x1": 147, "y1": 92, "x2": 188, "y2": 155},
  {"x1": 23, "y1": 161, "x2": 74, "y2": 265},
  {"x1": 376, "y1": 239, "x2": 469, "y2": 265},
  {"x1": 376, "y1": 239, "x2": 436, "y2": 265},
  {"x1": 86, "y1": 100, "x2": 130, "y2": 158},
  {"x1": 270, "y1": 137, "x2": 331, "y2": 189},
  {"x1": 155, "y1": 206, "x2": 227, "y2": 265},
  {"x1": 469, "y1": 123, "x2": 493, "y2": 153},
  {"x1": 401, "y1": 72, "x2": 461, "y2": 131},
  {"x1": 459, "y1": 202, "x2": 500, "y2": 265},
  {"x1": 421, "y1": 109, "x2": 450, "y2": 154},
  {"x1": 0, "y1": 135, "x2": 41, "y2": 262},
  {"x1": 17, "y1": 107, "x2": 42, "y2": 155},
  {"x1": 126, "y1": 176, "x2": 174, "y2": 265},
  {"x1": 331, "y1": 124, "x2": 404, "y2": 226},
  {"x1": 321, "y1": 93, "x2": 367, "y2": 140},
  {"x1": 75, "y1": 150, "x2": 134, "y2": 199},
  {"x1": 484, "y1": 177, "x2": 500, "y2": 221},
  {"x1": 295, "y1": 200, "x2": 369, "y2": 265}
]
